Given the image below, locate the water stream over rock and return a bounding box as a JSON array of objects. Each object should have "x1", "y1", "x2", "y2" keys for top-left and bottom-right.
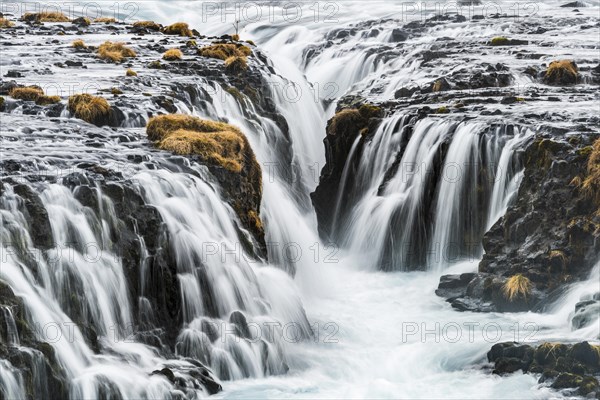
[{"x1": 0, "y1": 0, "x2": 599, "y2": 398}]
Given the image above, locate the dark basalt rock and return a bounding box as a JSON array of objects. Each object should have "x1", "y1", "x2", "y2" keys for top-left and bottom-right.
[
  {"x1": 437, "y1": 134, "x2": 600, "y2": 312},
  {"x1": 571, "y1": 295, "x2": 600, "y2": 330},
  {"x1": 488, "y1": 341, "x2": 600, "y2": 396},
  {"x1": 561, "y1": 1, "x2": 586, "y2": 7},
  {"x1": 311, "y1": 103, "x2": 384, "y2": 238},
  {"x1": 0, "y1": 283, "x2": 68, "y2": 400},
  {"x1": 13, "y1": 184, "x2": 53, "y2": 249},
  {"x1": 389, "y1": 29, "x2": 409, "y2": 42}
]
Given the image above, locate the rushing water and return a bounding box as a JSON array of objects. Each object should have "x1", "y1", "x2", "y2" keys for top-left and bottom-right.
[{"x1": 1, "y1": 0, "x2": 599, "y2": 398}]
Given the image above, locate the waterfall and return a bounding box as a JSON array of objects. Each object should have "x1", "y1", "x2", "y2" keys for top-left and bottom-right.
[
  {"x1": 2, "y1": 1, "x2": 599, "y2": 398},
  {"x1": 0, "y1": 165, "x2": 312, "y2": 397},
  {"x1": 330, "y1": 116, "x2": 530, "y2": 271}
]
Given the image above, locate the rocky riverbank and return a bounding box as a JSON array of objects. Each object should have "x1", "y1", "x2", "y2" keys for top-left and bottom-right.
[{"x1": 488, "y1": 341, "x2": 600, "y2": 398}]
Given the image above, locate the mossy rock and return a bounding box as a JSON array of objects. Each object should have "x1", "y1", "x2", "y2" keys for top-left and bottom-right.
[
  {"x1": 162, "y1": 22, "x2": 193, "y2": 37},
  {"x1": 224, "y1": 56, "x2": 248, "y2": 74},
  {"x1": 133, "y1": 20, "x2": 161, "y2": 31},
  {"x1": 21, "y1": 12, "x2": 70, "y2": 23},
  {"x1": 67, "y1": 94, "x2": 111, "y2": 126},
  {"x1": 146, "y1": 114, "x2": 265, "y2": 252},
  {"x1": 543, "y1": 60, "x2": 579, "y2": 86},
  {"x1": 489, "y1": 37, "x2": 528, "y2": 46},
  {"x1": 198, "y1": 43, "x2": 251, "y2": 61},
  {"x1": 97, "y1": 41, "x2": 136, "y2": 63}
]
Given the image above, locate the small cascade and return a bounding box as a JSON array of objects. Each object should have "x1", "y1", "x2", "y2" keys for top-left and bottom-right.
[
  {"x1": 0, "y1": 307, "x2": 20, "y2": 347},
  {"x1": 0, "y1": 360, "x2": 25, "y2": 400},
  {"x1": 132, "y1": 169, "x2": 312, "y2": 378},
  {"x1": 0, "y1": 165, "x2": 311, "y2": 397}
]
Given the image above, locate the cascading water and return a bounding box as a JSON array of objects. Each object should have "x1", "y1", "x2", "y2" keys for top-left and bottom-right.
[
  {"x1": 329, "y1": 116, "x2": 531, "y2": 271},
  {"x1": 2, "y1": 0, "x2": 600, "y2": 398}
]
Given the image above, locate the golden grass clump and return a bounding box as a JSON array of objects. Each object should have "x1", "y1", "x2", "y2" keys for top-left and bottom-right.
[
  {"x1": 502, "y1": 274, "x2": 532, "y2": 301},
  {"x1": 247, "y1": 210, "x2": 263, "y2": 231},
  {"x1": 549, "y1": 250, "x2": 567, "y2": 265},
  {"x1": 544, "y1": 60, "x2": 579, "y2": 85},
  {"x1": 126, "y1": 68, "x2": 137, "y2": 77},
  {"x1": 22, "y1": 12, "x2": 70, "y2": 22},
  {"x1": 231, "y1": 34, "x2": 240, "y2": 41},
  {"x1": 224, "y1": 56, "x2": 247, "y2": 73},
  {"x1": 9, "y1": 86, "x2": 61, "y2": 106},
  {"x1": 94, "y1": 17, "x2": 117, "y2": 23},
  {"x1": 0, "y1": 17, "x2": 14, "y2": 28},
  {"x1": 36, "y1": 95, "x2": 61, "y2": 105},
  {"x1": 68, "y1": 94, "x2": 111, "y2": 125},
  {"x1": 198, "y1": 43, "x2": 251, "y2": 60},
  {"x1": 162, "y1": 22, "x2": 193, "y2": 37},
  {"x1": 133, "y1": 20, "x2": 161, "y2": 30},
  {"x1": 72, "y1": 39, "x2": 87, "y2": 49},
  {"x1": 97, "y1": 41, "x2": 136, "y2": 63},
  {"x1": 163, "y1": 48, "x2": 183, "y2": 61},
  {"x1": 581, "y1": 139, "x2": 600, "y2": 212},
  {"x1": 146, "y1": 114, "x2": 249, "y2": 173},
  {"x1": 327, "y1": 109, "x2": 362, "y2": 135},
  {"x1": 9, "y1": 86, "x2": 44, "y2": 101}
]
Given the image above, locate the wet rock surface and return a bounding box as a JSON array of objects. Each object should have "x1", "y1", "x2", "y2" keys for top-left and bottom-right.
[
  {"x1": 488, "y1": 341, "x2": 600, "y2": 397},
  {"x1": 304, "y1": 9, "x2": 600, "y2": 303},
  {"x1": 0, "y1": 17, "x2": 307, "y2": 398},
  {"x1": 311, "y1": 102, "x2": 383, "y2": 238},
  {"x1": 438, "y1": 133, "x2": 600, "y2": 312}
]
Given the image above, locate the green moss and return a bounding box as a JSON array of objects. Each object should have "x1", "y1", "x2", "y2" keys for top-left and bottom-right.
[
  {"x1": 436, "y1": 106, "x2": 450, "y2": 114},
  {"x1": 148, "y1": 60, "x2": 163, "y2": 69},
  {"x1": 579, "y1": 376, "x2": 599, "y2": 395},
  {"x1": 490, "y1": 36, "x2": 510, "y2": 46},
  {"x1": 226, "y1": 86, "x2": 245, "y2": 103}
]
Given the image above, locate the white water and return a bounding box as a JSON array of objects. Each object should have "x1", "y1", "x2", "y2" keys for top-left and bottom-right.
[{"x1": 1, "y1": 0, "x2": 600, "y2": 398}]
